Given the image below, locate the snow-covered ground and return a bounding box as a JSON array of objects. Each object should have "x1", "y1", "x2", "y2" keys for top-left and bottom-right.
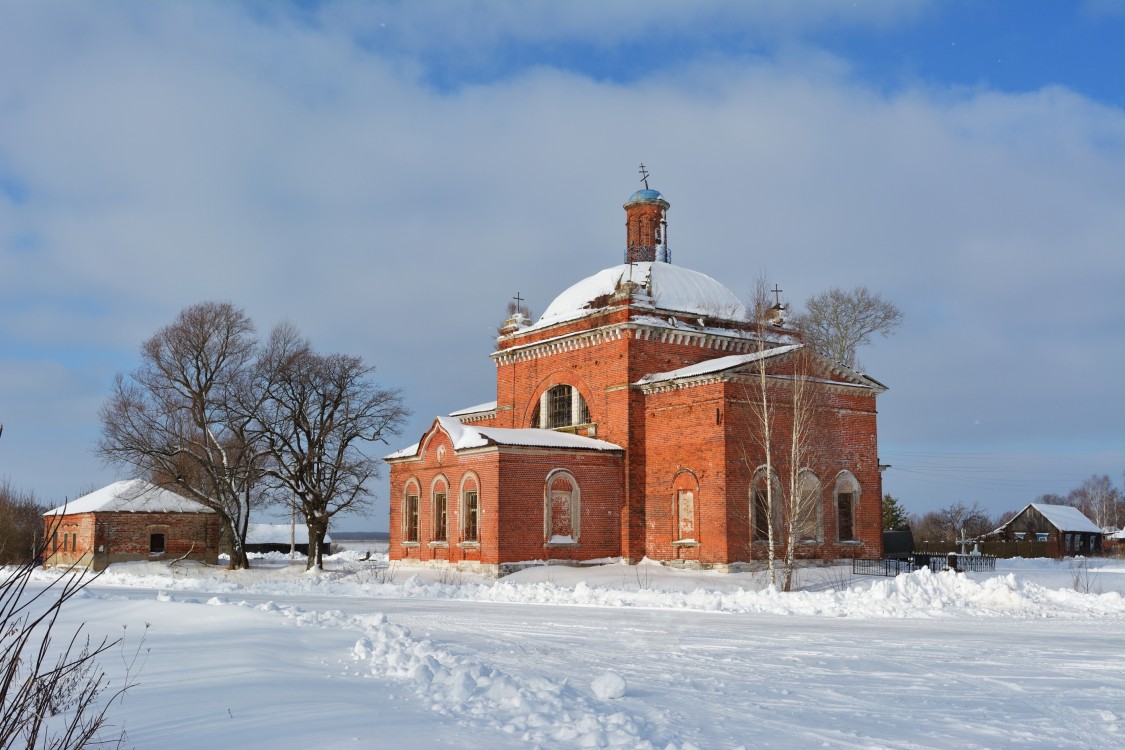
[{"x1": 18, "y1": 552, "x2": 1125, "y2": 749}]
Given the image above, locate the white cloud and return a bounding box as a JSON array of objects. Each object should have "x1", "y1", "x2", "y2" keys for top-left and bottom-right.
[{"x1": 0, "y1": 1, "x2": 1120, "y2": 516}]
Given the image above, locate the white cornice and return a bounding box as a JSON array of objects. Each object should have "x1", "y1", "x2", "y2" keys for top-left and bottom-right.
[{"x1": 492, "y1": 318, "x2": 781, "y2": 366}]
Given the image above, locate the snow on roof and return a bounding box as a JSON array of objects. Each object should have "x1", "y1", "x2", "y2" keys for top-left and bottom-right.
[
  {"x1": 449, "y1": 401, "x2": 497, "y2": 417},
  {"x1": 1030, "y1": 503, "x2": 1102, "y2": 533},
  {"x1": 385, "y1": 441, "x2": 421, "y2": 460},
  {"x1": 246, "y1": 523, "x2": 331, "y2": 545},
  {"x1": 386, "y1": 416, "x2": 622, "y2": 460},
  {"x1": 531, "y1": 262, "x2": 747, "y2": 330},
  {"x1": 44, "y1": 479, "x2": 215, "y2": 516},
  {"x1": 637, "y1": 345, "x2": 803, "y2": 385}
]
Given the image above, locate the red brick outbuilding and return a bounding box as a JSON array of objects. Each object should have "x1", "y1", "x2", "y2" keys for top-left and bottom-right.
[
  {"x1": 43, "y1": 479, "x2": 220, "y2": 571},
  {"x1": 387, "y1": 184, "x2": 887, "y2": 575}
]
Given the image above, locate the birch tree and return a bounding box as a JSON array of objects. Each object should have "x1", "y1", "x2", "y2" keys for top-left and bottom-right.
[
  {"x1": 1067, "y1": 474, "x2": 1120, "y2": 530},
  {"x1": 98, "y1": 302, "x2": 268, "y2": 569},
  {"x1": 744, "y1": 276, "x2": 780, "y2": 585},
  {"x1": 778, "y1": 347, "x2": 822, "y2": 592},
  {"x1": 742, "y1": 278, "x2": 828, "y2": 590}
]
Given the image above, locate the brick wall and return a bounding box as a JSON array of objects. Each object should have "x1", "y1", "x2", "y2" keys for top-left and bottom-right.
[
  {"x1": 389, "y1": 422, "x2": 624, "y2": 568},
  {"x1": 44, "y1": 511, "x2": 220, "y2": 571}
]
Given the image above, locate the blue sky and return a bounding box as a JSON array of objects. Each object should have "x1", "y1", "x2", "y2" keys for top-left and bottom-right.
[{"x1": 1, "y1": 0, "x2": 1122, "y2": 528}]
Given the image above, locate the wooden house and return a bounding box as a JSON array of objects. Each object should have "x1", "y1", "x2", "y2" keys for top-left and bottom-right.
[{"x1": 986, "y1": 503, "x2": 1102, "y2": 558}]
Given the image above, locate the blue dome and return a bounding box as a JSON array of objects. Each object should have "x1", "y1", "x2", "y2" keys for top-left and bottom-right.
[{"x1": 626, "y1": 188, "x2": 666, "y2": 204}]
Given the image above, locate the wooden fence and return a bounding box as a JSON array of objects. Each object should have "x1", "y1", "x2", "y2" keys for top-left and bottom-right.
[{"x1": 915, "y1": 540, "x2": 1052, "y2": 559}]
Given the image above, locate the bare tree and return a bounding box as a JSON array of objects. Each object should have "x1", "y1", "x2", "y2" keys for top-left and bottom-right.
[
  {"x1": 939, "y1": 502, "x2": 992, "y2": 543},
  {"x1": 1, "y1": 525, "x2": 141, "y2": 749},
  {"x1": 0, "y1": 479, "x2": 45, "y2": 564},
  {"x1": 743, "y1": 276, "x2": 781, "y2": 585},
  {"x1": 798, "y1": 286, "x2": 903, "y2": 370},
  {"x1": 1066, "y1": 474, "x2": 1121, "y2": 530},
  {"x1": 255, "y1": 325, "x2": 409, "y2": 570},
  {"x1": 737, "y1": 277, "x2": 824, "y2": 591},
  {"x1": 778, "y1": 347, "x2": 823, "y2": 592},
  {"x1": 98, "y1": 302, "x2": 269, "y2": 569}
]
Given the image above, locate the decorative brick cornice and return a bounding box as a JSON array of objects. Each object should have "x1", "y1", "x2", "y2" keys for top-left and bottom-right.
[
  {"x1": 638, "y1": 371, "x2": 879, "y2": 396},
  {"x1": 492, "y1": 319, "x2": 770, "y2": 366}
]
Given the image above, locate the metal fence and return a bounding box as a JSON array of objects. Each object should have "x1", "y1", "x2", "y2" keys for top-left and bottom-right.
[{"x1": 853, "y1": 554, "x2": 997, "y2": 577}]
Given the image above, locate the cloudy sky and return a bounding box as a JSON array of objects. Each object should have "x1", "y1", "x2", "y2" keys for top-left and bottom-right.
[{"x1": 1, "y1": 0, "x2": 1122, "y2": 527}]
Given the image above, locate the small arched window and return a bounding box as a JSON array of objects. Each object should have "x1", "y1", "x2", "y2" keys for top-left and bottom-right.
[
  {"x1": 751, "y1": 469, "x2": 782, "y2": 543},
  {"x1": 402, "y1": 479, "x2": 420, "y2": 543},
  {"x1": 795, "y1": 470, "x2": 822, "y2": 544},
  {"x1": 835, "y1": 471, "x2": 861, "y2": 542},
  {"x1": 431, "y1": 476, "x2": 449, "y2": 543},
  {"x1": 531, "y1": 384, "x2": 591, "y2": 429},
  {"x1": 460, "y1": 473, "x2": 480, "y2": 543}
]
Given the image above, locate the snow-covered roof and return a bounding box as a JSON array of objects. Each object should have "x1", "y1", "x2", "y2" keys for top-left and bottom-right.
[
  {"x1": 1029, "y1": 504, "x2": 1101, "y2": 533},
  {"x1": 449, "y1": 401, "x2": 497, "y2": 417},
  {"x1": 637, "y1": 345, "x2": 803, "y2": 385},
  {"x1": 43, "y1": 479, "x2": 215, "y2": 516},
  {"x1": 531, "y1": 262, "x2": 747, "y2": 330},
  {"x1": 386, "y1": 416, "x2": 622, "y2": 460},
  {"x1": 246, "y1": 523, "x2": 332, "y2": 545}
]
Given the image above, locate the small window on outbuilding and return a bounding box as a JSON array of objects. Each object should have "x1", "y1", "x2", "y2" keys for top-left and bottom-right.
[{"x1": 149, "y1": 533, "x2": 166, "y2": 555}]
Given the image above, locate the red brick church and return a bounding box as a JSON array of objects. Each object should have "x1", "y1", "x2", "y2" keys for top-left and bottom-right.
[{"x1": 387, "y1": 183, "x2": 886, "y2": 575}]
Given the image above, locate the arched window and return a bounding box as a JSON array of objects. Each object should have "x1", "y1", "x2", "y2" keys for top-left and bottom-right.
[
  {"x1": 834, "y1": 471, "x2": 861, "y2": 542},
  {"x1": 795, "y1": 470, "x2": 822, "y2": 544},
  {"x1": 544, "y1": 470, "x2": 581, "y2": 543},
  {"x1": 531, "y1": 384, "x2": 591, "y2": 429},
  {"x1": 460, "y1": 473, "x2": 480, "y2": 543},
  {"x1": 751, "y1": 469, "x2": 782, "y2": 543},
  {"x1": 403, "y1": 479, "x2": 420, "y2": 543},
  {"x1": 431, "y1": 476, "x2": 449, "y2": 543},
  {"x1": 672, "y1": 470, "x2": 699, "y2": 542}
]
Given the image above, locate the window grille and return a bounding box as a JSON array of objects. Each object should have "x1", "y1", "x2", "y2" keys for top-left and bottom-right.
[
  {"x1": 464, "y1": 490, "x2": 479, "y2": 542},
  {"x1": 404, "y1": 494, "x2": 419, "y2": 542}
]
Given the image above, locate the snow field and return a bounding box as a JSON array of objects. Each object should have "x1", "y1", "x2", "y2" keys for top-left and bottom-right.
[{"x1": 17, "y1": 555, "x2": 1125, "y2": 748}]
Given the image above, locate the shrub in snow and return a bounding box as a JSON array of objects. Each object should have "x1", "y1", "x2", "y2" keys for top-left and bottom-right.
[{"x1": 591, "y1": 671, "x2": 627, "y2": 700}]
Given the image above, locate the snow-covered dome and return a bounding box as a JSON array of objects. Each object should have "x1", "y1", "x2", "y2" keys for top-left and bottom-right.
[{"x1": 533, "y1": 262, "x2": 748, "y2": 329}]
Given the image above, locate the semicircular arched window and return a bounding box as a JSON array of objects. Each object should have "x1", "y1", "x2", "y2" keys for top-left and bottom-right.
[{"x1": 531, "y1": 384, "x2": 591, "y2": 430}]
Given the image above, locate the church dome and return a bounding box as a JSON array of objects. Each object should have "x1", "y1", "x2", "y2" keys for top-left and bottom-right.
[
  {"x1": 533, "y1": 261, "x2": 748, "y2": 329},
  {"x1": 626, "y1": 188, "x2": 667, "y2": 204}
]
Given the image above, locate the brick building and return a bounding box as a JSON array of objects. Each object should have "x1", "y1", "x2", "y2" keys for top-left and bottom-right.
[
  {"x1": 387, "y1": 185, "x2": 887, "y2": 575},
  {"x1": 42, "y1": 479, "x2": 220, "y2": 571}
]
